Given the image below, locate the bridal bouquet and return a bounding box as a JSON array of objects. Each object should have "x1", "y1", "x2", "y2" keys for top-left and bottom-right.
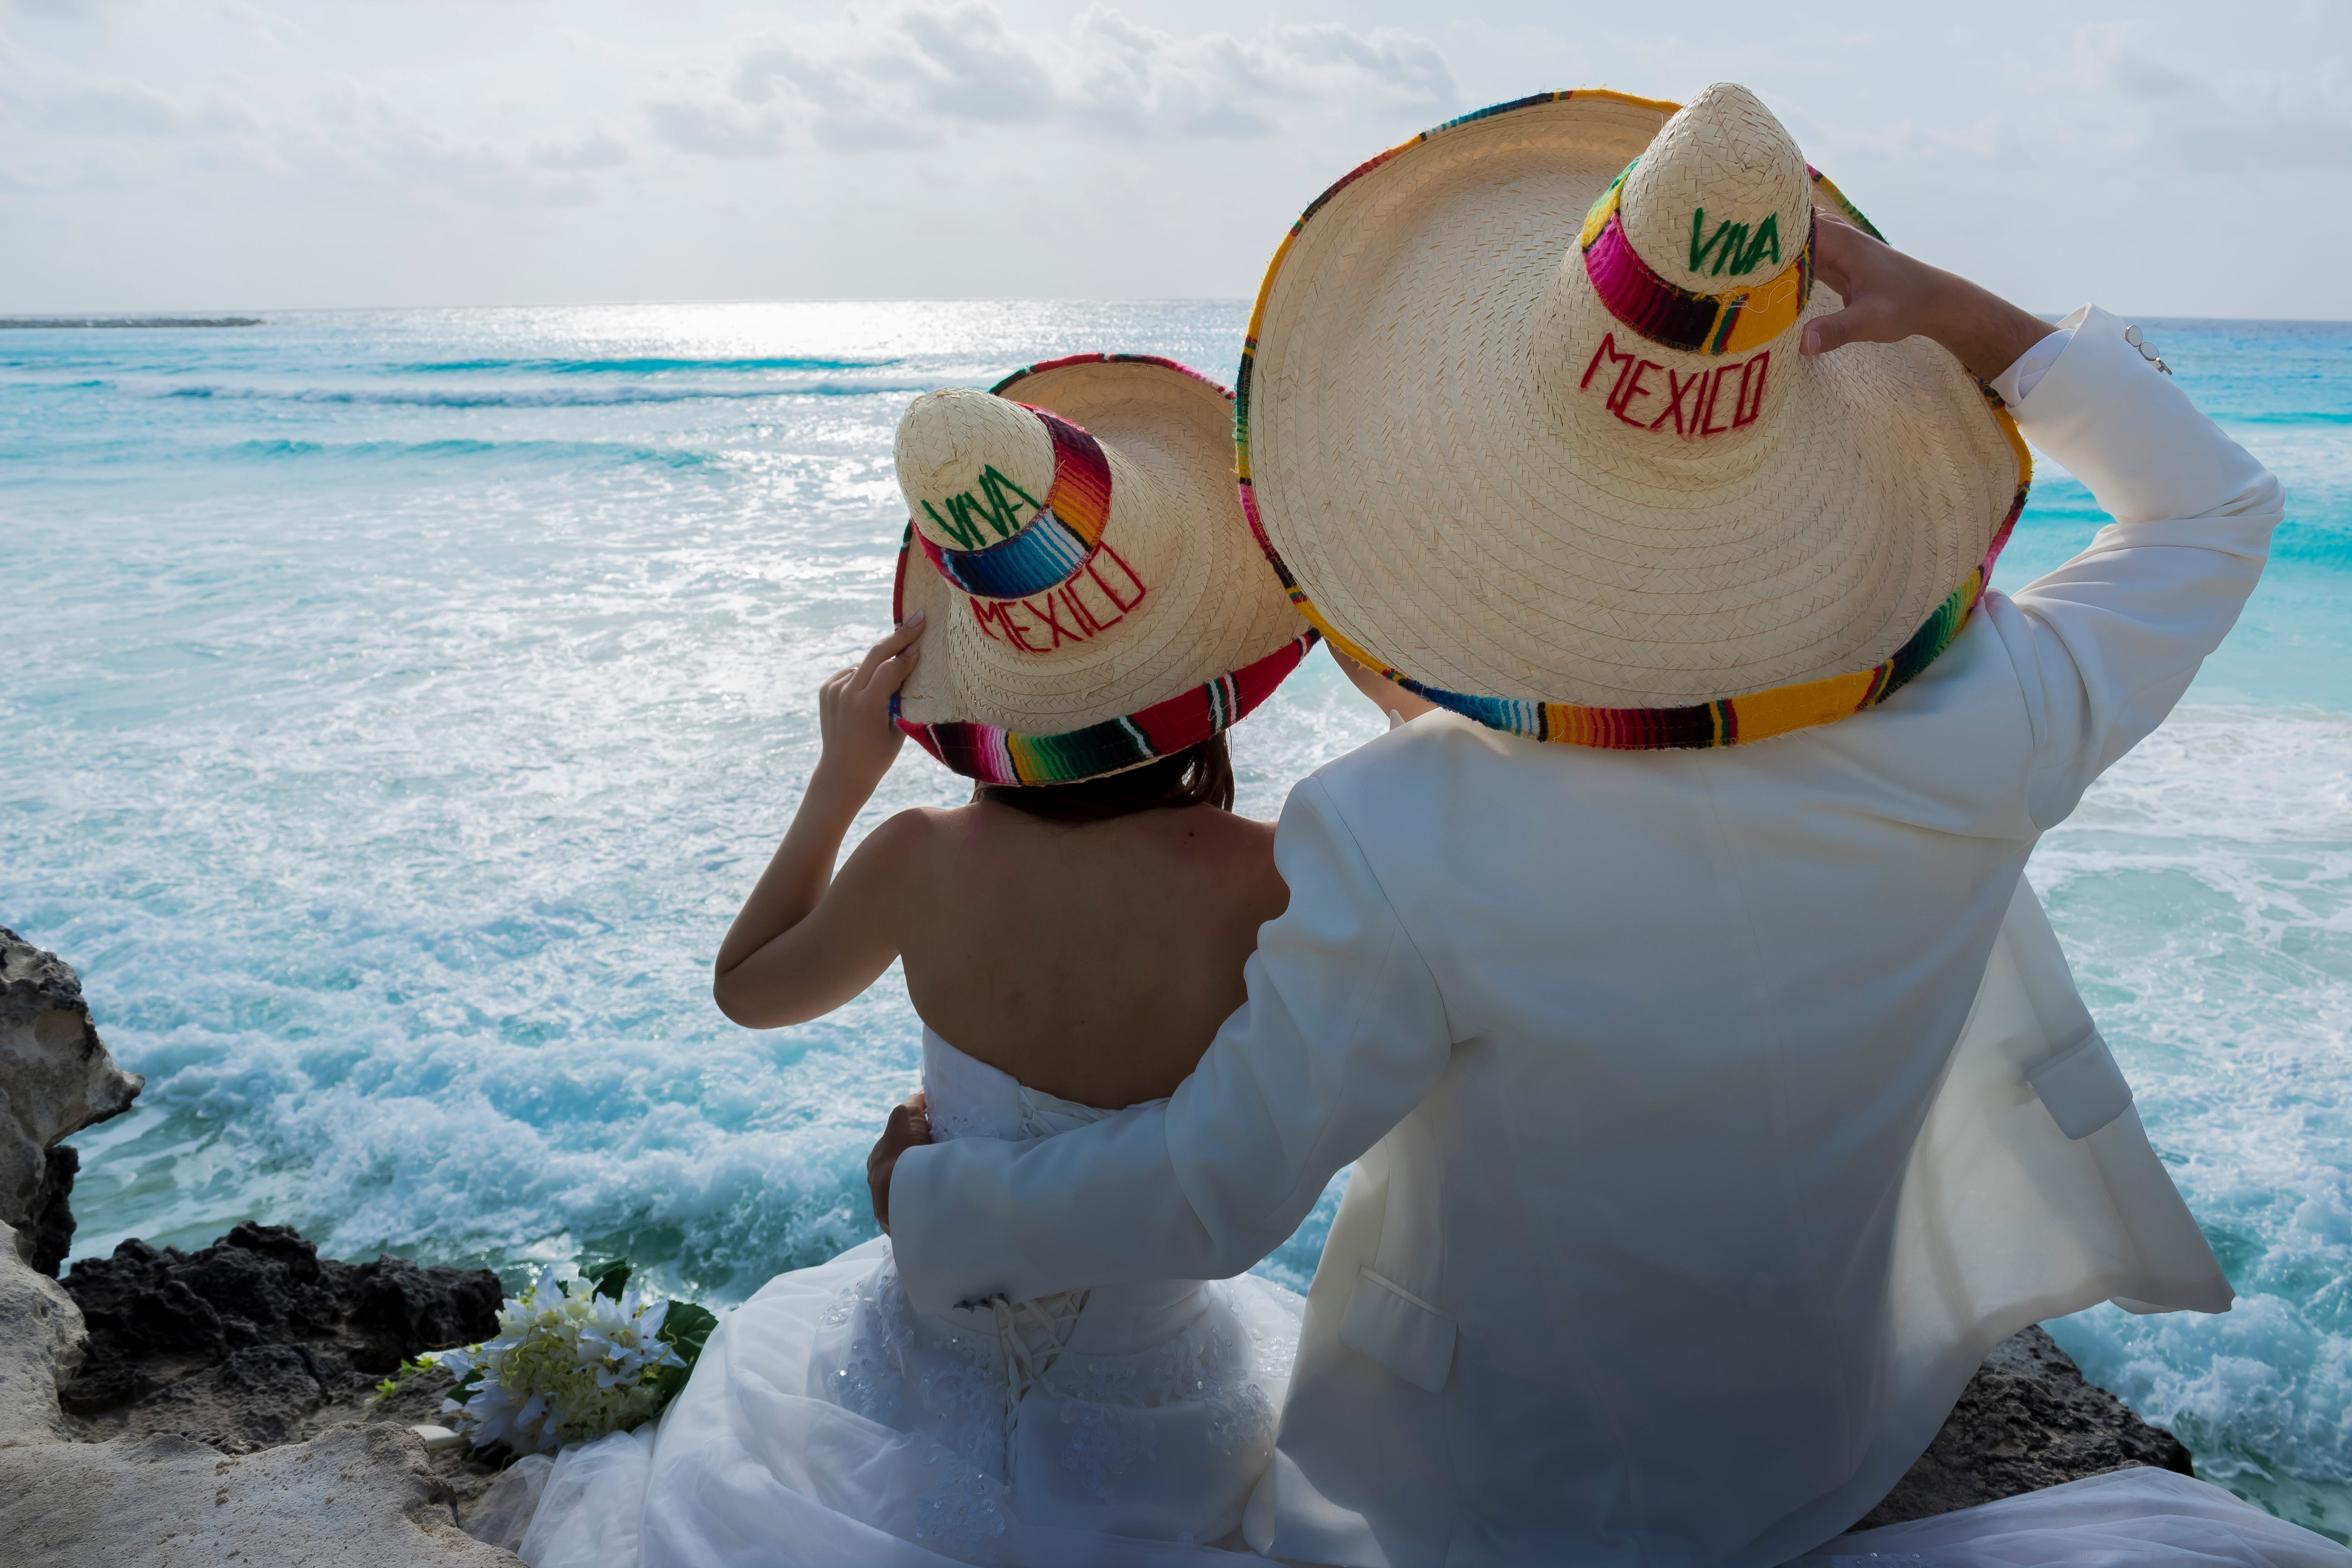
[{"x1": 436, "y1": 1258, "x2": 718, "y2": 1454}]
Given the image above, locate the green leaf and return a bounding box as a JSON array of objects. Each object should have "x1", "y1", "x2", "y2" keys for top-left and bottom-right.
[
  {"x1": 659, "y1": 1301, "x2": 718, "y2": 1367},
  {"x1": 583, "y1": 1257, "x2": 633, "y2": 1302},
  {"x1": 369, "y1": 1354, "x2": 441, "y2": 1405}
]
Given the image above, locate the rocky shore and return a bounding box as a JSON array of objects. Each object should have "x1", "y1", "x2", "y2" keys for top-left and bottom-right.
[
  {"x1": 0, "y1": 929, "x2": 516, "y2": 1564},
  {"x1": 0, "y1": 926, "x2": 2201, "y2": 1565}
]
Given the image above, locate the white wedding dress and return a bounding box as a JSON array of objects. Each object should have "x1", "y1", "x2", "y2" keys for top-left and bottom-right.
[{"x1": 510, "y1": 1029, "x2": 1306, "y2": 1568}]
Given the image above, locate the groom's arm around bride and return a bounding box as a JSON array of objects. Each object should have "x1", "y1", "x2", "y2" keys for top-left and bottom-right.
[{"x1": 877, "y1": 138, "x2": 2284, "y2": 1568}]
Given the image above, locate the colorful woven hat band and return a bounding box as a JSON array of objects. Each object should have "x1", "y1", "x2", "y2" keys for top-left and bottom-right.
[
  {"x1": 1232, "y1": 83, "x2": 2023, "y2": 757},
  {"x1": 1266, "y1": 474, "x2": 2024, "y2": 750},
  {"x1": 911, "y1": 405, "x2": 1114, "y2": 601},
  {"x1": 891, "y1": 623, "x2": 1317, "y2": 785},
  {"x1": 1579, "y1": 158, "x2": 1818, "y2": 357}
]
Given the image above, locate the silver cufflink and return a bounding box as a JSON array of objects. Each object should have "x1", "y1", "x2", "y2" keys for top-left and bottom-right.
[{"x1": 2122, "y1": 323, "x2": 2172, "y2": 376}]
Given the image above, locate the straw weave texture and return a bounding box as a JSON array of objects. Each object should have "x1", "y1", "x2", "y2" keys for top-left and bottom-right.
[
  {"x1": 894, "y1": 358, "x2": 1303, "y2": 737},
  {"x1": 1241, "y1": 85, "x2": 2026, "y2": 720}
]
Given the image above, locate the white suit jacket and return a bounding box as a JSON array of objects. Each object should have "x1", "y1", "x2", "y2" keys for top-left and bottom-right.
[{"x1": 891, "y1": 309, "x2": 2280, "y2": 1567}]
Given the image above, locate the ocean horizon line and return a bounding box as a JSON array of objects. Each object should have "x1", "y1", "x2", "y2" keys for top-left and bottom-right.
[{"x1": 5, "y1": 300, "x2": 2351, "y2": 329}]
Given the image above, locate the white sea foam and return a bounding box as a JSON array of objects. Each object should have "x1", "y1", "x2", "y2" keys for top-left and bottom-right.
[
  {"x1": 6, "y1": 307, "x2": 2350, "y2": 1525},
  {"x1": 2029, "y1": 708, "x2": 2352, "y2": 1532}
]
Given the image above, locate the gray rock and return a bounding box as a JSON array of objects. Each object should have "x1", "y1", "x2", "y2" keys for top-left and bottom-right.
[
  {"x1": 0, "y1": 927, "x2": 142, "y2": 1271},
  {"x1": 59, "y1": 1221, "x2": 503, "y2": 1424},
  {"x1": 113, "y1": 1343, "x2": 329, "y2": 1453},
  {"x1": 0, "y1": 923, "x2": 2195, "y2": 1556},
  {"x1": 0, "y1": 1220, "x2": 85, "y2": 1448},
  {"x1": 0, "y1": 927, "x2": 518, "y2": 1563},
  {"x1": 1863, "y1": 1323, "x2": 2196, "y2": 1527},
  {"x1": 24, "y1": 1146, "x2": 79, "y2": 1278},
  {"x1": 0, "y1": 1423, "x2": 516, "y2": 1566}
]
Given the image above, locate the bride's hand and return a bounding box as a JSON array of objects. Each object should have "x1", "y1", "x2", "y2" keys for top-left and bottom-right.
[
  {"x1": 867, "y1": 1092, "x2": 930, "y2": 1235},
  {"x1": 814, "y1": 615, "x2": 924, "y2": 804}
]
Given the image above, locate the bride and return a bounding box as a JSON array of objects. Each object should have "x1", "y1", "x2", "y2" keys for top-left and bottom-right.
[
  {"x1": 500, "y1": 350, "x2": 2319, "y2": 1568},
  {"x1": 515, "y1": 353, "x2": 1324, "y2": 1567}
]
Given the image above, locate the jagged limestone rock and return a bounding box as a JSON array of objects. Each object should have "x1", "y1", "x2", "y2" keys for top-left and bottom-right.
[
  {"x1": 61, "y1": 1221, "x2": 503, "y2": 1445},
  {"x1": 0, "y1": 1423, "x2": 517, "y2": 1566},
  {"x1": 1860, "y1": 1324, "x2": 2195, "y2": 1527},
  {"x1": 0, "y1": 927, "x2": 142, "y2": 1271},
  {"x1": 0, "y1": 1219, "x2": 85, "y2": 1448}
]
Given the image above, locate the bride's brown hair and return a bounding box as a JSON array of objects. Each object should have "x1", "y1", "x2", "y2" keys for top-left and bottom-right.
[{"x1": 971, "y1": 736, "x2": 1235, "y2": 824}]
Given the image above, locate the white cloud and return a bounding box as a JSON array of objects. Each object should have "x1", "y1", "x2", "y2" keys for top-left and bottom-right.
[
  {"x1": 2061, "y1": 25, "x2": 2352, "y2": 175},
  {"x1": 528, "y1": 130, "x2": 629, "y2": 173},
  {"x1": 645, "y1": 98, "x2": 788, "y2": 159},
  {"x1": 42, "y1": 83, "x2": 177, "y2": 137},
  {"x1": 0, "y1": 0, "x2": 2345, "y2": 313},
  {"x1": 682, "y1": 2, "x2": 1458, "y2": 157}
]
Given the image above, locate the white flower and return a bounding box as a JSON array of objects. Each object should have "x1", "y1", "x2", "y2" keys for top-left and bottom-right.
[{"x1": 440, "y1": 1264, "x2": 697, "y2": 1454}]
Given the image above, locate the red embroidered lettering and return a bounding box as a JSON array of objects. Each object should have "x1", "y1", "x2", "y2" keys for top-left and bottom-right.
[
  {"x1": 1067, "y1": 572, "x2": 1123, "y2": 634},
  {"x1": 1025, "y1": 587, "x2": 1083, "y2": 648},
  {"x1": 1580, "y1": 332, "x2": 1636, "y2": 394},
  {"x1": 1649, "y1": 368, "x2": 1704, "y2": 434},
  {"x1": 1699, "y1": 363, "x2": 1738, "y2": 436},
  {"x1": 1582, "y1": 342, "x2": 1765, "y2": 441},
  {"x1": 1732, "y1": 351, "x2": 1770, "y2": 427},
  {"x1": 970, "y1": 598, "x2": 1048, "y2": 653},
  {"x1": 1612, "y1": 360, "x2": 1663, "y2": 426},
  {"x1": 1089, "y1": 546, "x2": 1147, "y2": 614}
]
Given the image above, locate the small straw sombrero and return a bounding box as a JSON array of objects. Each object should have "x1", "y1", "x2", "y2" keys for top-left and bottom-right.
[
  {"x1": 891, "y1": 354, "x2": 1314, "y2": 785},
  {"x1": 1238, "y1": 84, "x2": 2032, "y2": 750}
]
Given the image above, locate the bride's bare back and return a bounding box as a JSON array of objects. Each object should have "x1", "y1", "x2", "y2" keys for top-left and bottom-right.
[
  {"x1": 897, "y1": 800, "x2": 1284, "y2": 1105},
  {"x1": 712, "y1": 616, "x2": 1287, "y2": 1109}
]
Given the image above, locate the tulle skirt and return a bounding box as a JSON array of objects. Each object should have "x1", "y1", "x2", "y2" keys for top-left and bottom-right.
[
  {"x1": 497, "y1": 1242, "x2": 2347, "y2": 1568},
  {"x1": 1787, "y1": 1467, "x2": 2351, "y2": 1568},
  {"x1": 511, "y1": 1237, "x2": 1305, "y2": 1568}
]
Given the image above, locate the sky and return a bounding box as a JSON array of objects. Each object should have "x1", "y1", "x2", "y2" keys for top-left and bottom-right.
[{"x1": 2, "y1": 0, "x2": 2347, "y2": 317}]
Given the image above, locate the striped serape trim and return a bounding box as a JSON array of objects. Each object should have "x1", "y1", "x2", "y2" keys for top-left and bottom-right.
[{"x1": 893, "y1": 630, "x2": 1318, "y2": 785}]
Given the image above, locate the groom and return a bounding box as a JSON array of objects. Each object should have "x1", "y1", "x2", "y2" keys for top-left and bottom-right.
[{"x1": 872, "y1": 88, "x2": 2282, "y2": 1567}]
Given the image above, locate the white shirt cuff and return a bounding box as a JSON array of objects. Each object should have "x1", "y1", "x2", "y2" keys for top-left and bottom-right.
[{"x1": 1989, "y1": 328, "x2": 2072, "y2": 408}]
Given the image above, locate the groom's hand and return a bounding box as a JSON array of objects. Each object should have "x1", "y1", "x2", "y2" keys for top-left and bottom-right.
[
  {"x1": 1802, "y1": 216, "x2": 2053, "y2": 382},
  {"x1": 867, "y1": 1092, "x2": 930, "y2": 1235}
]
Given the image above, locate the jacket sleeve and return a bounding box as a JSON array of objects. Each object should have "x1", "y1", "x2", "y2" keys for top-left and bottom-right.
[
  {"x1": 1985, "y1": 305, "x2": 2284, "y2": 829},
  {"x1": 888, "y1": 775, "x2": 1454, "y2": 1316}
]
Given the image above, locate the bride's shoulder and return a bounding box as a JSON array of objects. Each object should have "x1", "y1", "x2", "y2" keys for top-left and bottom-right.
[{"x1": 840, "y1": 804, "x2": 983, "y2": 879}]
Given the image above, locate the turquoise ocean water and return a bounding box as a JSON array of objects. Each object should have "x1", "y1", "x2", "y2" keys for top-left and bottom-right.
[{"x1": 4, "y1": 306, "x2": 2349, "y2": 1534}]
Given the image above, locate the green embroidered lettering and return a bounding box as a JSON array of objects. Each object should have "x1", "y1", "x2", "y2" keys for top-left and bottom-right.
[
  {"x1": 1689, "y1": 208, "x2": 1779, "y2": 277},
  {"x1": 921, "y1": 499, "x2": 983, "y2": 549},
  {"x1": 1734, "y1": 213, "x2": 1781, "y2": 276},
  {"x1": 920, "y1": 464, "x2": 1044, "y2": 549},
  {"x1": 1688, "y1": 209, "x2": 1750, "y2": 277}
]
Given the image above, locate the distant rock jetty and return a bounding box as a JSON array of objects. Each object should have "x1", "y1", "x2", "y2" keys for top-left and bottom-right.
[
  {"x1": 0, "y1": 925, "x2": 2202, "y2": 1563},
  {"x1": 0, "y1": 316, "x2": 262, "y2": 329}
]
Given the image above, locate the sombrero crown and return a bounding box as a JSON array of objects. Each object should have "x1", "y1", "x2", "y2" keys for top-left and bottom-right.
[
  {"x1": 891, "y1": 356, "x2": 1313, "y2": 785},
  {"x1": 1238, "y1": 84, "x2": 2030, "y2": 750}
]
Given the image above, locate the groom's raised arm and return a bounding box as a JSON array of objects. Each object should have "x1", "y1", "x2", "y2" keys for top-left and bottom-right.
[{"x1": 887, "y1": 776, "x2": 1453, "y2": 1315}]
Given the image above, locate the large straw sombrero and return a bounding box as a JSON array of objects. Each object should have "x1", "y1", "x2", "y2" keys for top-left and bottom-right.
[
  {"x1": 891, "y1": 354, "x2": 1314, "y2": 784},
  {"x1": 1238, "y1": 84, "x2": 2032, "y2": 749}
]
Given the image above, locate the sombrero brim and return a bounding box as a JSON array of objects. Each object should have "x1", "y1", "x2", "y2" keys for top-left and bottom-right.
[
  {"x1": 892, "y1": 354, "x2": 1313, "y2": 785},
  {"x1": 1237, "y1": 90, "x2": 2031, "y2": 750}
]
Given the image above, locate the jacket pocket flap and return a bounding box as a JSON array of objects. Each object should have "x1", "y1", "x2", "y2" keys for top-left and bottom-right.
[
  {"x1": 2027, "y1": 1028, "x2": 2134, "y2": 1139},
  {"x1": 1338, "y1": 1267, "x2": 1457, "y2": 1395}
]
